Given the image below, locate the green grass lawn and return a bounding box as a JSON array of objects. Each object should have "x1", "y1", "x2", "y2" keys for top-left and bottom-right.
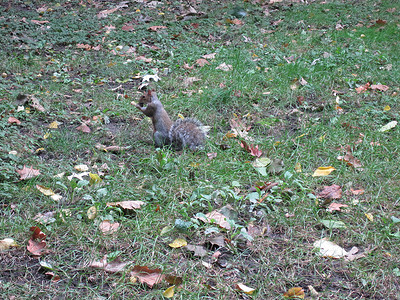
[{"x1": 1, "y1": 0, "x2": 399, "y2": 299}]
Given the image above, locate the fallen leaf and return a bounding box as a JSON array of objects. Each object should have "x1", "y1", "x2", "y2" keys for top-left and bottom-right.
[
  {"x1": 202, "y1": 53, "x2": 216, "y2": 59},
  {"x1": 216, "y1": 62, "x2": 233, "y2": 71},
  {"x1": 183, "y1": 63, "x2": 194, "y2": 70},
  {"x1": 236, "y1": 283, "x2": 256, "y2": 295},
  {"x1": 327, "y1": 203, "x2": 349, "y2": 212},
  {"x1": 76, "y1": 123, "x2": 91, "y2": 133},
  {"x1": 252, "y1": 157, "x2": 271, "y2": 168},
  {"x1": 27, "y1": 239, "x2": 47, "y2": 256},
  {"x1": 148, "y1": 25, "x2": 167, "y2": 31},
  {"x1": 48, "y1": 121, "x2": 59, "y2": 128},
  {"x1": 295, "y1": 162, "x2": 302, "y2": 172},
  {"x1": 8, "y1": 117, "x2": 21, "y2": 125},
  {"x1": 122, "y1": 24, "x2": 135, "y2": 31},
  {"x1": 185, "y1": 244, "x2": 207, "y2": 257},
  {"x1": 87, "y1": 206, "x2": 97, "y2": 220},
  {"x1": 30, "y1": 226, "x2": 46, "y2": 240},
  {"x1": 313, "y1": 238, "x2": 347, "y2": 258},
  {"x1": 350, "y1": 188, "x2": 365, "y2": 195},
  {"x1": 16, "y1": 165, "x2": 40, "y2": 180},
  {"x1": 196, "y1": 58, "x2": 210, "y2": 67},
  {"x1": 130, "y1": 265, "x2": 165, "y2": 288},
  {"x1": 169, "y1": 238, "x2": 188, "y2": 248},
  {"x1": 76, "y1": 44, "x2": 91, "y2": 50},
  {"x1": 183, "y1": 77, "x2": 201, "y2": 87},
  {"x1": 318, "y1": 184, "x2": 342, "y2": 200},
  {"x1": 321, "y1": 220, "x2": 347, "y2": 229},
  {"x1": 90, "y1": 255, "x2": 131, "y2": 273},
  {"x1": 30, "y1": 96, "x2": 45, "y2": 112},
  {"x1": 163, "y1": 285, "x2": 175, "y2": 298},
  {"x1": 365, "y1": 213, "x2": 374, "y2": 221},
  {"x1": 36, "y1": 185, "x2": 62, "y2": 201},
  {"x1": 337, "y1": 145, "x2": 363, "y2": 169},
  {"x1": 196, "y1": 211, "x2": 231, "y2": 230},
  {"x1": 207, "y1": 152, "x2": 217, "y2": 160},
  {"x1": 355, "y1": 82, "x2": 370, "y2": 93},
  {"x1": 227, "y1": 18, "x2": 244, "y2": 25},
  {"x1": 371, "y1": 84, "x2": 389, "y2": 91},
  {"x1": 31, "y1": 19, "x2": 49, "y2": 25},
  {"x1": 99, "y1": 220, "x2": 120, "y2": 235},
  {"x1": 208, "y1": 235, "x2": 225, "y2": 247},
  {"x1": 33, "y1": 211, "x2": 56, "y2": 224},
  {"x1": 74, "y1": 164, "x2": 89, "y2": 172},
  {"x1": 106, "y1": 201, "x2": 145, "y2": 210},
  {"x1": 95, "y1": 144, "x2": 131, "y2": 152},
  {"x1": 378, "y1": 120, "x2": 397, "y2": 132},
  {"x1": 240, "y1": 141, "x2": 262, "y2": 157},
  {"x1": 312, "y1": 166, "x2": 336, "y2": 177},
  {"x1": 0, "y1": 238, "x2": 18, "y2": 251},
  {"x1": 283, "y1": 287, "x2": 305, "y2": 299}
]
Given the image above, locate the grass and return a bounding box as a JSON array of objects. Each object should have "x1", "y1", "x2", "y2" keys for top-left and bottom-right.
[{"x1": 1, "y1": 0, "x2": 400, "y2": 299}]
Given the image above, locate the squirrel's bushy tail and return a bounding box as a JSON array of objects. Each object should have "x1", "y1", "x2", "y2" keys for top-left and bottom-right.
[{"x1": 169, "y1": 118, "x2": 206, "y2": 151}]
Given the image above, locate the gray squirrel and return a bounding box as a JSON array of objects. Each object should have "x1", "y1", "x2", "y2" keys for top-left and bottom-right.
[{"x1": 135, "y1": 90, "x2": 206, "y2": 151}]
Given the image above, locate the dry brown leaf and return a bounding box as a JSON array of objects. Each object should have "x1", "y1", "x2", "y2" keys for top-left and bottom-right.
[
  {"x1": 31, "y1": 19, "x2": 49, "y2": 25},
  {"x1": 8, "y1": 117, "x2": 21, "y2": 125},
  {"x1": 327, "y1": 203, "x2": 349, "y2": 212},
  {"x1": 30, "y1": 96, "x2": 45, "y2": 112},
  {"x1": 99, "y1": 220, "x2": 120, "y2": 235},
  {"x1": 76, "y1": 123, "x2": 91, "y2": 133},
  {"x1": 196, "y1": 58, "x2": 210, "y2": 67},
  {"x1": 216, "y1": 62, "x2": 232, "y2": 71},
  {"x1": 196, "y1": 211, "x2": 231, "y2": 230},
  {"x1": 185, "y1": 244, "x2": 207, "y2": 257},
  {"x1": 318, "y1": 184, "x2": 342, "y2": 200},
  {"x1": 182, "y1": 62, "x2": 194, "y2": 70},
  {"x1": 283, "y1": 287, "x2": 305, "y2": 298},
  {"x1": 16, "y1": 165, "x2": 40, "y2": 180},
  {"x1": 106, "y1": 201, "x2": 145, "y2": 210},
  {"x1": 371, "y1": 84, "x2": 389, "y2": 91},
  {"x1": 350, "y1": 188, "x2": 365, "y2": 195},
  {"x1": 148, "y1": 25, "x2": 167, "y2": 32},
  {"x1": 89, "y1": 255, "x2": 131, "y2": 273},
  {"x1": 202, "y1": 53, "x2": 216, "y2": 59},
  {"x1": 130, "y1": 265, "x2": 165, "y2": 288},
  {"x1": 27, "y1": 239, "x2": 47, "y2": 256},
  {"x1": 183, "y1": 77, "x2": 201, "y2": 87},
  {"x1": 207, "y1": 152, "x2": 217, "y2": 160},
  {"x1": 356, "y1": 82, "x2": 370, "y2": 93}
]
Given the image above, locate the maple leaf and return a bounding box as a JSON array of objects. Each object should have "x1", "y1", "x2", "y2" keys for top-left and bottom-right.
[
  {"x1": 130, "y1": 265, "x2": 165, "y2": 288},
  {"x1": 27, "y1": 239, "x2": 47, "y2": 256},
  {"x1": 327, "y1": 203, "x2": 349, "y2": 213},
  {"x1": 16, "y1": 165, "x2": 40, "y2": 180},
  {"x1": 240, "y1": 141, "x2": 262, "y2": 157}
]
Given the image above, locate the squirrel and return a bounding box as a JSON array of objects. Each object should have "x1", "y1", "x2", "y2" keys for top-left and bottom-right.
[{"x1": 135, "y1": 90, "x2": 206, "y2": 151}]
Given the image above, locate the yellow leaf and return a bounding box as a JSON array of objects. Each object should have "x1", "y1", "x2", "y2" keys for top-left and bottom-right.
[
  {"x1": 365, "y1": 213, "x2": 373, "y2": 222},
  {"x1": 169, "y1": 238, "x2": 187, "y2": 248},
  {"x1": 236, "y1": 283, "x2": 256, "y2": 295},
  {"x1": 163, "y1": 285, "x2": 175, "y2": 298},
  {"x1": 273, "y1": 141, "x2": 281, "y2": 146},
  {"x1": 384, "y1": 105, "x2": 391, "y2": 111},
  {"x1": 36, "y1": 184, "x2": 55, "y2": 196},
  {"x1": 283, "y1": 287, "x2": 305, "y2": 298},
  {"x1": 312, "y1": 166, "x2": 336, "y2": 177},
  {"x1": 318, "y1": 134, "x2": 326, "y2": 142},
  {"x1": 294, "y1": 162, "x2": 302, "y2": 173},
  {"x1": 43, "y1": 132, "x2": 51, "y2": 139},
  {"x1": 89, "y1": 173, "x2": 102, "y2": 185},
  {"x1": 177, "y1": 113, "x2": 185, "y2": 120},
  {"x1": 35, "y1": 147, "x2": 45, "y2": 153},
  {"x1": 48, "y1": 121, "x2": 59, "y2": 129},
  {"x1": 87, "y1": 206, "x2": 97, "y2": 220},
  {"x1": 189, "y1": 162, "x2": 200, "y2": 168}
]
